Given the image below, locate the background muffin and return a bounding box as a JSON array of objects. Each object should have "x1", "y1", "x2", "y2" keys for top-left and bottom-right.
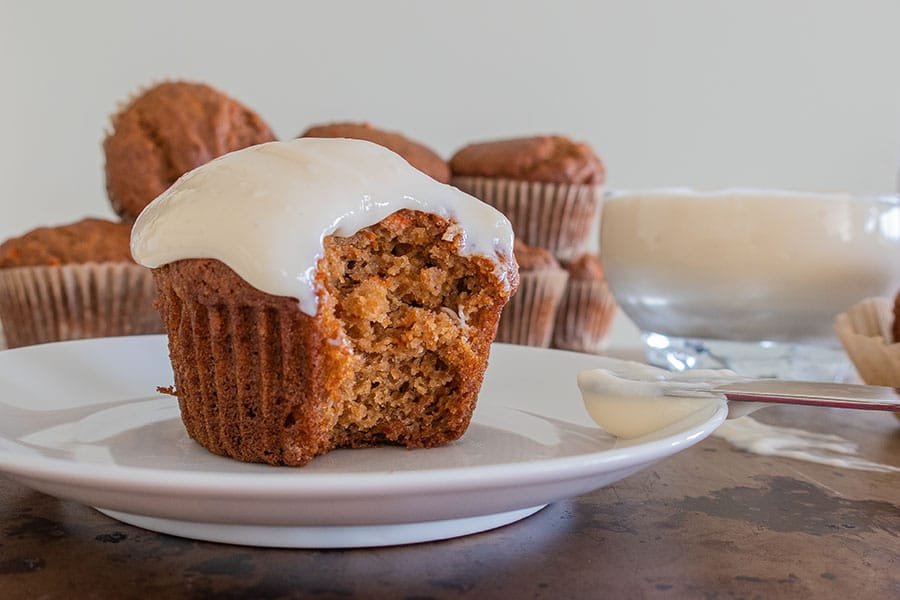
[
  {"x1": 0, "y1": 218, "x2": 161, "y2": 348},
  {"x1": 0, "y1": 218, "x2": 134, "y2": 267},
  {"x1": 450, "y1": 135, "x2": 605, "y2": 260},
  {"x1": 835, "y1": 295, "x2": 900, "y2": 423},
  {"x1": 552, "y1": 253, "x2": 616, "y2": 353},
  {"x1": 495, "y1": 240, "x2": 568, "y2": 348},
  {"x1": 892, "y1": 293, "x2": 900, "y2": 343},
  {"x1": 837, "y1": 296, "x2": 900, "y2": 384},
  {"x1": 301, "y1": 122, "x2": 450, "y2": 183},
  {"x1": 450, "y1": 135, "x2": 604, "y2": 184},
  {"x1": 104, "y1": 81, "x2": 276, "y2": 222}
]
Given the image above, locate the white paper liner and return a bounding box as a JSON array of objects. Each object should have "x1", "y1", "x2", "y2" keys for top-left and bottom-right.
[
  {"x1": 496, "y1": 269, "x2": 569, "y2": 348},
  {"x1": 452, "y1": 176, "x2": 603, "y2": 261},
  {"x1": 552, "y1": 278, "x2": 617, "y2": 354},
  {"x1": 0, "y1": 263, "x2": 162, "y2": 348}
]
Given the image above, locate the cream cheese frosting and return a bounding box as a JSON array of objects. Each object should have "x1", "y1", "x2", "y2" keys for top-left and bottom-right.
[
  {"x1": 131, "y1": 138, "x2": 515, "y2": 315},
  {"x1": 577, "y1": 364, "x2": 740, "y2": 438}
]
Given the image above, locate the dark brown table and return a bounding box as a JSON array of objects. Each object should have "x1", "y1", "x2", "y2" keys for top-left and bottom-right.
[{"x1": 1, "y1": 402, "x2": 897, "y2": 599}]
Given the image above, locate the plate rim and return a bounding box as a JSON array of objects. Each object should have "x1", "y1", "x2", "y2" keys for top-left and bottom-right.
[{"x1": 0, "y1": 336, "x2": 728, "y2": 499}]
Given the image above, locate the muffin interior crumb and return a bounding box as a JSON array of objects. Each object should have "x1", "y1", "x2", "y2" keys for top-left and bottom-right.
[{"x1": 318, "y1": 211, "x2": 498, "y2": 448}]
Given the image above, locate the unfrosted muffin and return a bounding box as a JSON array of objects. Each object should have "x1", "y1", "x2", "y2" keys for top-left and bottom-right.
[
  {"x1": 104, "y1": 81, "x2": 276, "y2": 222},
  {"x1": 836, "y1": 296, "x2": 900, "y2": 421},
  {"x1": 495, "y1": 240, "x2": 568, "y2": 347},
  {"x1": 131, "y1": 138, "x2": 518, "y2": 466},
  {"x1": 837, "y1": 297, "x2": 900, "y2": 387},
  {"x1": 450, "y1": 135, "x2": 605, "y2": 260},
  {"x1": 553, "y1": 253, "x2": 616, "y2": 353},
  {"x1": 449, "y1": 135, "x2": 604, "y2": 185},
  {"x1": 0, "y1": 218, "x2": 161, "y2": 348},
  {"x1": 892, "y1": 293, "x2": 900, "y2": 343},
  {"x1": 301, "y1": 122, "x2": 450, "y2": 183},
  {"x1": 0, "y1": 218, "x2": 134, "y2": 267}
]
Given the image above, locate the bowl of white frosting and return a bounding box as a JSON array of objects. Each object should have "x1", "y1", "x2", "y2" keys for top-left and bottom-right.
[{"x1": 600, "y1": 188, "x2": 900, "y2": 379}]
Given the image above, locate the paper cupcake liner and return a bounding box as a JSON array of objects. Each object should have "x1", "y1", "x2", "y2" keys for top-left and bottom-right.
[
  {"x1": 552, "y1": 278, "x2": 617, "y2": 354},
  {"x1": 834, "y1": 297, "x2": 900, "y2": 387},
  {"x1": 452, "y1": 176, "x2": 603, "y2": 261},
  {"x1": 154, "y1": 291, "x2": 327, "y2": 466},
  {"x1": 496, "y1": 269, "x2": 569, "y2": 347},
  {"x1": 155, "y1": 280, "x2": 493, "y2": 466},
  {"x1": 0, "y1": 263, "x2": 162, "y2": 348}
]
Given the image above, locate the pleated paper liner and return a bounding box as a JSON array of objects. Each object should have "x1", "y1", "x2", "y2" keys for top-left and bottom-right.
[
  {"x1": 835, "y1": 297, "x2": 900, "y2": 386},
  {"x1": 0, "y1": 263, "x2": 162, "y2": 348},
  {"x1": 452, "y1": 176, "x2": 603, "y2": 261},
  {"x1": 496, "y1": 269, "x2": 569, "y2": 347},
  {"x1": 552, "y1": 278, "x2": 617, "y2": 354},
  {"x1": 153, "y1": 289, "x2": 326, "y2": 466},
  {"x1": 835, "y1": 297, "x2": 900, "y2": 423}
]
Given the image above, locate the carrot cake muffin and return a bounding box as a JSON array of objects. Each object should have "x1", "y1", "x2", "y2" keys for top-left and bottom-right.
[
  {"x1": 302, "y1": 121, "x2": 450, "y2": 183},
  {"x1": 131, "y1": 138, "x2": 518, "y2": 466},
  {"x1": 449, "y1": 135, "x2": 604, "y2": 185},
  {"x1": 450, "y1": 135, "x2": 605, "y2": 260},
  {"x1": 104, "y1": 81, "x2": 276, "y2": 222},
  {"x1": 495, "y1": 240, "x2": 568, "y2": 347},
  {"x1": 0, "y1": 218, "x2": 161, "y2": 348},
  {"x1": 553, "y1": 253, "x2": 616, "y2": 353}
]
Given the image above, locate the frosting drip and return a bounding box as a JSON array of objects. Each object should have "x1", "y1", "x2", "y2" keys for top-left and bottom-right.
[{"x1": 131, "y1": 138, "x2": 515, "y2": 315}]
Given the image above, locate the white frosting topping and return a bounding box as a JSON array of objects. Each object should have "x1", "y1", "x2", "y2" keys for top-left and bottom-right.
[
  {"x1": 713, "y1": 417, "x2": 900, "y2": 473},
  {"x1": 131, "y1": 138, "x2": 515, "y2": 315},
  {"x1": 577, "y1": 364, "x2": 744, "y2": 438}
]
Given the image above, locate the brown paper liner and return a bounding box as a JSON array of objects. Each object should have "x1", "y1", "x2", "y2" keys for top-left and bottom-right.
[
  {"x1": 552, "y1": 278, "x2": 617, "y2": 354},
  {"x1": 834, "y1": 297, "x2": 900, "y2": 387},
  {"x1": 496, "y1": 269, "x2": 569, "y2": 347},
  {"x1": 452, "y1": 176, "x2": 602, "y2": 261},
  {"x1": 154, "y1": 291, "x2": 322, "y2": 466},
  {"x1": 0, "y1": 263, "x2": 162, "y2": 348}
]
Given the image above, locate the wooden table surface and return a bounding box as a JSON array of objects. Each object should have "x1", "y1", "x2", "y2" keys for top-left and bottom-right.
[{"x1": 1, "y1": 398, "x2": 897, "y2": 599}]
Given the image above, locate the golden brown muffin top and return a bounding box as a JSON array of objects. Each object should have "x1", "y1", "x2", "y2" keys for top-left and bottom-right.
[
  {"x1": 513, "y1": 239, "x2": 561, "y2": 272},
  {"x1": 449, "y1": 135, "x2": 605, "y2": 185},
  {"x1": 104, "y1": 81, "x2": 277, "y2": 222},
  {"x1": 0, "y1": 218, "x2": 134, "y2": 268},
  {"x1": 562, "y1": 253, "x2": 605, "y2": 281},
  {"x1": 301, "y1": 122, "x2": 451, "y2": 183}
]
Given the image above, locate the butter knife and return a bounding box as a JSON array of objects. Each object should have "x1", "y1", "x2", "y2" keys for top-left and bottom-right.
[{"x1": 715, "y1": 380, "x2": 900, "y2": 412}]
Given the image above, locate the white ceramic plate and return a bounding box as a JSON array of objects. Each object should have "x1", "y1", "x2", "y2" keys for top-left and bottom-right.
[{"x1": 0, "y1": 336, "x2": 726, "y2": 548}]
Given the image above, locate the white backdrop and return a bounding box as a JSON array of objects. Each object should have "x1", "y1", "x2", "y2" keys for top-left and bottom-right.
[{"x1": 3, "y1": 0, "x2": 900, "y2": 346}]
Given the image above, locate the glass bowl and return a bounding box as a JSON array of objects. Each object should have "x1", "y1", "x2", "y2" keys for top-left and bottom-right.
[{"x1": 600, "y1": 188, "x2": 900, "y2": 380}]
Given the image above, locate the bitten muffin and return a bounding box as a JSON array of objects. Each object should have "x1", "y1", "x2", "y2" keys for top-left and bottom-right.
[
  {"x1": 495, "y1": 240, "x2": 568, "y2": 348},
  {"x1": 0, "y1": 218, "x2": 161, "y2": 348},
  {"x1": 131, "y1": 138, "x2": 518, "y2": 466},
  {"x1": 450, "y1": 135, "x2": 605, "y2": 260},
  {"x1": 553, "y1": 253, "x2": 616, "y2": 353},
  {"x1": 301, "y1": 122, "x2": 450, "y2": 183},
  {"x1": 104, "y1": 81, "x2": 277, "y2": 222}
]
